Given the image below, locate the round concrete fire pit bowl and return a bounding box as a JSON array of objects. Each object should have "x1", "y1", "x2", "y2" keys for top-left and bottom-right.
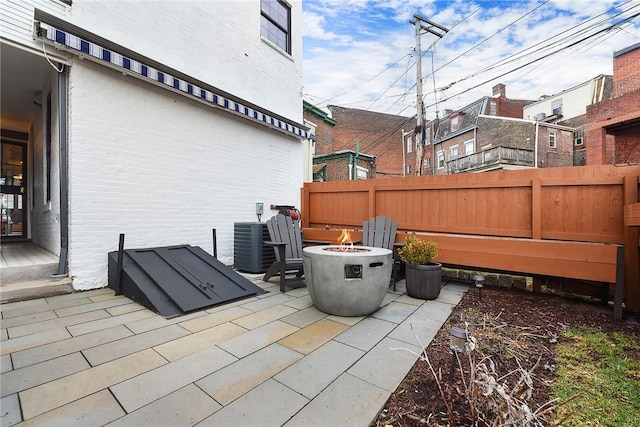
[{"x1": 303, "y1": 245, "x2": 392, "y2": 316}]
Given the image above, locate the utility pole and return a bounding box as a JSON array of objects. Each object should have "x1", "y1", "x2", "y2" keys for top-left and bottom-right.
[{"x1": 409, "y1": 14, "x2": 448, "y2": 176}]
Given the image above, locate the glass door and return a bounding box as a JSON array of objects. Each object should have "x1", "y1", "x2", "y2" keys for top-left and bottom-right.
[{"x1": 1, "y1": 141, "x2": 27, "y2": 239}]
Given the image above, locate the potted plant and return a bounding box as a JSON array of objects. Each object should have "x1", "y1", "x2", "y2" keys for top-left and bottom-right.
[{"x1": 398, "y1": 235, "x2": 441, "y2": 299}]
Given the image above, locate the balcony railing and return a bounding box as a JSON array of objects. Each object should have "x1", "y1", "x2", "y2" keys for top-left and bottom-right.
[{"x1": 448, "y1": 146, "x2": 534, "y2": 173}]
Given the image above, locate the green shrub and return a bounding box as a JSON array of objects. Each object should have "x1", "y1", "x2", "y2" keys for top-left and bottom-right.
[{"x1": 398, "y1": 235, "x2": 439, "y2": 265}]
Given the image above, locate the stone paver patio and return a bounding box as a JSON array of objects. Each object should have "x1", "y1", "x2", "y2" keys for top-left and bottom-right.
[{"x1": 0, "y1": 275, "x2": 468, "y2": 427}]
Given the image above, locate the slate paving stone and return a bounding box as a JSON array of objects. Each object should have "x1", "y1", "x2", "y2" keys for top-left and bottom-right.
[
  {"x1": 334, "y1": 317, "x2": 397, "y2": 351},
  {"x1": 0, "y1": 354, "x2": 12, "y2": 374},
  {"x1": 53, "y1": 297, "x2": 131, "y2": 317},
  {"x1": 347, "y1": 336, "x2": 422, "y2": 392},
  {"x1": 1, "y1": 327, "x2": 71, "y2": 355},
  {"x1": 178, "y1": 306, "x2": 253, "y2": 333},
  {"x1": 274, "y1": 340, "x2": 365, "y2": 399},
  {"x1": 232, "y1": 304, "x2": 297, "y2": 330},
  {"x1": 197, "y1": 379, "x2": 309, "y2": 427},
  {"x1": 15, "y1": 390, "x2": 125, "y2": 427},
  {"x1": 372, "y1": 301, "x2": 419, "y2": 324},
  {"x1": 0, "y1": 298, "x2": 87, "y2": 319},
  {"x1": 388, "y1": 314, "x2": 444, "y2": 348},
  {"x1": 153, "y1": 322, "x2": 246, "y2": 362},
  {"x1": 239, "y1": 293, "x2": 295, "y2": 312},
  {"x1": 278, "y1": 318, "x2": 349, "y2": 355},
  {"x1": 66, "y1": 310, "x2": 156, "y2": 336},
  {"x1": 11, "y1": 325, "x2": 133, "y2": 369},
  {"x1": 284, "y1": 373, "x2": 389, "y2": 427},
  {"x1": 124, "y1": 310, "x2": 206, "y2": 334},
  {"x1": 105, "y1": 384, "x2": 219, "y2": 427},
  {"x1": 196, "y1": 343, "x2": 303, "y2": 405},
  {"x1": 413, "y1": 299, "x2": 457, "y2": 322},
  {"x1": 1, "y1": 352, "x2": 90, "y2": 397},
  {"x1": 110, "y1": 345, "x2": 237, "y2": 413},
  {"x1": 82, "y1": 324, "x2": 190, "y2": 366},
  {"x1": 19, "y1": 348, "x2": 167, "y2": 419},
  {"x1": 8, "y1": 310, "x2": 110, "y2": 338},
  {"x1": 217, "y1": 320, "x2": 299, "y2": 358},
  {"x1": 280, "y1": 305, "x2": 328, "y2": 328},
  {"x1": 0, "y1": 310, "x2": 57, "y2": 329},
  {"x1": 0, "y1": 394, "x2": 22, "y2": 427}
]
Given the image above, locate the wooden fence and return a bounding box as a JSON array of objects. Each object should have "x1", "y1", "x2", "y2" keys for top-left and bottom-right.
[{"x1": 300, "y1": 165, "x2": 640, "y2": 312}]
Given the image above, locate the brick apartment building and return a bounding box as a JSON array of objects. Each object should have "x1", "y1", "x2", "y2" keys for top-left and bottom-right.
[
  {"x1": 304, "y1": 104, "x2": 415, "y2": 179},
  {"x1": 586, "y1": 42, "x2": 640, "y2": 165}
]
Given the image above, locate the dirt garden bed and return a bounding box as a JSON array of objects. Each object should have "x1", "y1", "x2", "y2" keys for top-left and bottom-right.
[{"x1": 374, "y1": 285, "x2": 640, "y2": 426}]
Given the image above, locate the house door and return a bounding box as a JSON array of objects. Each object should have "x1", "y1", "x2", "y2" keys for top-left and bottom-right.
[{"x1": 1, "y1": 141, "x2": 27, "y2": 239}]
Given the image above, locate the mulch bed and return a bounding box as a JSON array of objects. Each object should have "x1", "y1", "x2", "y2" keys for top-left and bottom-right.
[{"x1": 373, "y1": 284, "x2": 640, "y2": 426}]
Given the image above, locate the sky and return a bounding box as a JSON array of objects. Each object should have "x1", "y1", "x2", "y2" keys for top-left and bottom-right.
[{"x1": 302, "y1": 0, "x2": 640, "y2": 120}]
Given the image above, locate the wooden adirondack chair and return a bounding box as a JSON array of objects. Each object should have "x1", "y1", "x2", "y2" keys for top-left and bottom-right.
[
  {"x1": 264, "y1": 213, "x2": 323, "y2": 292},
  {"x1": 362, "y1": 215, "x2": 401, "y2": 290}
]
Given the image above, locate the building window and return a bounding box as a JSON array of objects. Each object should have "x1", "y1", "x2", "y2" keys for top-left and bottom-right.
[
  {"x1": 406, "y1": 136, "x2": 412, "y2": 154},
  {"x1": 450, "y1": 116, "x2": 459, "y2": 132},
  {"x1": 449, "y1": 145, "x2": 459, "y2": 159},
  {"x1": 549, "y1": 131, "x2": 557, "y2": 148},
  {"x1": 348, "y1": 164, "x2": 368, "y2": 180},
  {"x1": 490, "y1": 101, "x2": 496, "y2": 116},
  {"x1": 261, "y1": 0, "x2": 291, "y2": 54},
  {"x1": 406, "y1": 165, "x2": 412, "y2": 174},
  {"x1": 574, "y1": 129, "x2": 584, "y2": 146},
  {"x1": 464, "y1": 140, "x2": 474, "y2": 155},
  {"x1": 437, "y1": 151, "x2": 445, "y2": 169},
  {"x1": 425, "y1": 128, "x2": 431, "y2": 145},
  {"x1": 552, "y1": 99, "x2": 562, "y2": 115},
  {"x1": 424, "y1": 157, "x2": 431, "y2": 168}
]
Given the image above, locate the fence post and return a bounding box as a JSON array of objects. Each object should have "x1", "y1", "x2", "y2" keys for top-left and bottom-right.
[{"x1": 531, "y1": 178, "x2": 542, "y2": 239}]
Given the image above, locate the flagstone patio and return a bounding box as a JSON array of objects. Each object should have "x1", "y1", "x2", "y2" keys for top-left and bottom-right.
[{"x1": 0, "y1": 276, "x2": 468, "y2": 427}]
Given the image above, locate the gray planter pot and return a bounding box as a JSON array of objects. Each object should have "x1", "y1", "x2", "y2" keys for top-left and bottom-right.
[{"x1": 405, "y1": 262, "x2": 442, "y2": 300}]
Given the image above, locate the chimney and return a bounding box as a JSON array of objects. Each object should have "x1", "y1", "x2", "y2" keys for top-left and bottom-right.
[{"x1": 492, "y1": 83, "x2": 506, "y2": 98}]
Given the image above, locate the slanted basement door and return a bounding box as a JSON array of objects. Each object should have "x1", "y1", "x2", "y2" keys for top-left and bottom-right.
[{"x1": 108, "y1": 245, "x2": 265, "y2": 318}]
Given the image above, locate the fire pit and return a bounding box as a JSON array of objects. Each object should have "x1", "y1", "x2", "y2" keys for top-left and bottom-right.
[{"x1": 302, "y1": 245, "x2": 392, "y2": 316}]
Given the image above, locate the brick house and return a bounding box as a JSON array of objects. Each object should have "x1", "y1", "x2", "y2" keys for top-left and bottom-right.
[
  {"x1": 1, "y1": 0, "x2": 307, "y2": 290},
  {"x1": 523, "y1": 75, "x2": 613, "y2": 166},
  {"x1": 586, "y1": 42, "x2": 640, "y2": 165},
  {"x1": 306, "y1": 105, "x2": 415, "y2": 178},
  {"x1": 433, "y1": 84, "x2": 574, "y2": 174},
  {"x1": 311, "y1": 150, "x2": 377, "y2": 182}
]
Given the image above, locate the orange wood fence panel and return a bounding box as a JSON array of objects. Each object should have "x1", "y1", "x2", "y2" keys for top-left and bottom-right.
[{"x1": 301, "y1": 165, "x2": 640, "y2": 311}]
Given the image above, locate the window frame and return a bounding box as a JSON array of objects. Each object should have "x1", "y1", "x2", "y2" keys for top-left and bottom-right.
[
  {"x1": 437, "y1": 151, "x2": 445, "y2": 169},
  {"x1": 464, "y1": 140, "x2": 474, "y2": 155},
  {"x1": 549, "y1": 131, "x2": 557, "y2": 148},
  {"x1": 450, "y1": 116, "x2": 459, "y2": 132},
  {"x1": 449, "y1": 145, "x2": 459, "y2": 159},
  {"x1": 260, "y1": 0, "x2": 292, "y2": 54}
]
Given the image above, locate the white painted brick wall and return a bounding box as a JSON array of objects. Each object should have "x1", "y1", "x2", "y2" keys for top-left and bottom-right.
[
  {"x1": 68, "y1": 60, "x2": 303, "y2": 289},
  {"x1": 30, "y1": 74, "x2": 61, "y2": 255},
  {"x1": 68, "y1": 0, "x2": 303, "y2": 121}
]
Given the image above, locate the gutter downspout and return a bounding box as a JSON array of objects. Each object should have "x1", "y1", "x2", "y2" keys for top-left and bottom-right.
[
  {"x1": 57, "y1": 66, "x2": 69, "y2": 275},
  {"x1": 534, "y1": 121, "x2": 539, "y2": 169}
]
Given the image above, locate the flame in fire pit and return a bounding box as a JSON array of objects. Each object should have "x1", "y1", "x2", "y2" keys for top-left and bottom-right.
[
  {"x1": 325, "y1": 229, "x2": 369, "y2": 252},
  {"x1": 338, "y1": 229, "x2": 353, "y2": 247}
]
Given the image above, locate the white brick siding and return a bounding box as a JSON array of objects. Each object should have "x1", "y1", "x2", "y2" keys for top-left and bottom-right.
[{"x1": 68, "y1": 60, "x2": 303, "y2": 289}]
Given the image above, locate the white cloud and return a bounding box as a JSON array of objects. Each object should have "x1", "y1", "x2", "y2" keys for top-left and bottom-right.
[{"x1": 302, "y1": 0, "x2": 640, "y2": 116}]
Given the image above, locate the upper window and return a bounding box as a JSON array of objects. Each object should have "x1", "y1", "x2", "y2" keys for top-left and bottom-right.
[
  {"x1": 261, "y1": 0, "x2": 291, "y2": 54},
  {"x1": 437, "y1": 151, "x2": 445, "y2": 169},
  {"x1": 450, "y1": 116, "x2": 459, "y2": 132},
  {"x1": 449, "y1": 145, "x2": 459, "y2": 159},
  {"x1": 464, "y1": 140, "x2": 474, "y2": 155},
  {"x1": 406, "y1": 136, "x2": 412, "y2": 154},
  {"x1": 549, "y1": 131, "x2": 557, "y2": 148},
  {"x1": 552, "y1": 99, "x2": 562, "y2": 115},
  {"x1": 425, "y1": 128, "x2": 431, "y2": 145}
]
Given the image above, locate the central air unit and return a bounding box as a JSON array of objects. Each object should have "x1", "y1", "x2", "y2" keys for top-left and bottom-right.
[
  {"x1": 233, "y1": 222, "x2": 276, "y2": 273},
  {"x1": 534, "y1": 112, "x2": 546, "y2": 121}
]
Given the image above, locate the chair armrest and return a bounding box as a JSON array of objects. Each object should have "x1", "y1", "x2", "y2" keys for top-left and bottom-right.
[
  {"x1": 264, "y1": 241, "x2": 288, "y2": 248},
  {"x1": 302, "y1": 239, "x2": 332, "y2": 246}
]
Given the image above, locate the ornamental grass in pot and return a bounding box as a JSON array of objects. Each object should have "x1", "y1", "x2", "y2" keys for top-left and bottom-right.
[{"x1": 398, "y1": 235, "x2": 442, "y2": 299}]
